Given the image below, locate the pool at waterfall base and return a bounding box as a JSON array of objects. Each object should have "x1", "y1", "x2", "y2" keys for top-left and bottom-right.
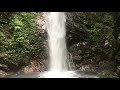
[{"x1": 7, "y1": 71, "x2": 99, "y2": 78}]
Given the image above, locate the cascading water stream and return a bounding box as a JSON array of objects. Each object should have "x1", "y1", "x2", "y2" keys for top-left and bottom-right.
[
  {"x1": 40, "y1": 12, "x2": 79, "y2": 78},
  {"x1": 47, "y1": 12, "x2": 68, "y2": 72}
]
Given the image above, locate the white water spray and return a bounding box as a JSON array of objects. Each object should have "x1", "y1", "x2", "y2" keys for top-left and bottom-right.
[{"x1": 48, "y1": 12, "x2": 68, "y2": 72}]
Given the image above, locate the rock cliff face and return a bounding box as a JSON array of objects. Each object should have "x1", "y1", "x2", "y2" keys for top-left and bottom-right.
[
  {"x1": 18, "y1": 13, "x2": 49, "y2": 74},
  {"x1": 34, "y1": 12, "x2": 85, "y2": 70},
  {"x1": 32, "y1": 12, "x2": 101, "y2": 72},
  {"x1": 35, "y1": 12, "x2": 47, "y2": 31}
]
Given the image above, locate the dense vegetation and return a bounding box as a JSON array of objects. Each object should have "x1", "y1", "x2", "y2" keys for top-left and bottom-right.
[
  {"x1": 0, "y1": 12, "x2": 120, "y2": 77},
  {"x1": 0, "y1": 12, "x2": 47, "y2": 73},
  {"x1": 66, "y1": 12, "x2": 120, "y2": 77}
]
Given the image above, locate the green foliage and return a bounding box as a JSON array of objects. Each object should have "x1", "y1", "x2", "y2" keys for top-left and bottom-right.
[
  {"x1": 0, "y1": 12, "x2": 38, "y2": 68},
  {"x1": 87, "y1": 13, "x2": 114, "y2": 47},
  {"x1": 66, "y1": 12, "x2": 114, "y2": 48}
]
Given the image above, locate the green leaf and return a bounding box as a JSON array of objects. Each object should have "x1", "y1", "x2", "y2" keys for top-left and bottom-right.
[
  {"x1": 14, "y1": 18, "x2": 23, "y2": 26},
  {"x1": 0, "y1": 31, "x2": 4, "y2": 37}
]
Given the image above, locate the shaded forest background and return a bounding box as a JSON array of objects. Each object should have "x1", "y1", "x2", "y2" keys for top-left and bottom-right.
[{"x1": 0, "y1": 12, "x2": 120, "y2": 78}]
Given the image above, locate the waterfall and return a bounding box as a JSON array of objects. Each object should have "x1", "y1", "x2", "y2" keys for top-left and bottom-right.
[
  {"x1": 47, "y1": 12, "x2": 68, "y2": 72},
  {"x1": 39, "y1": 12, "x2": 79, "y2": 78}
]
